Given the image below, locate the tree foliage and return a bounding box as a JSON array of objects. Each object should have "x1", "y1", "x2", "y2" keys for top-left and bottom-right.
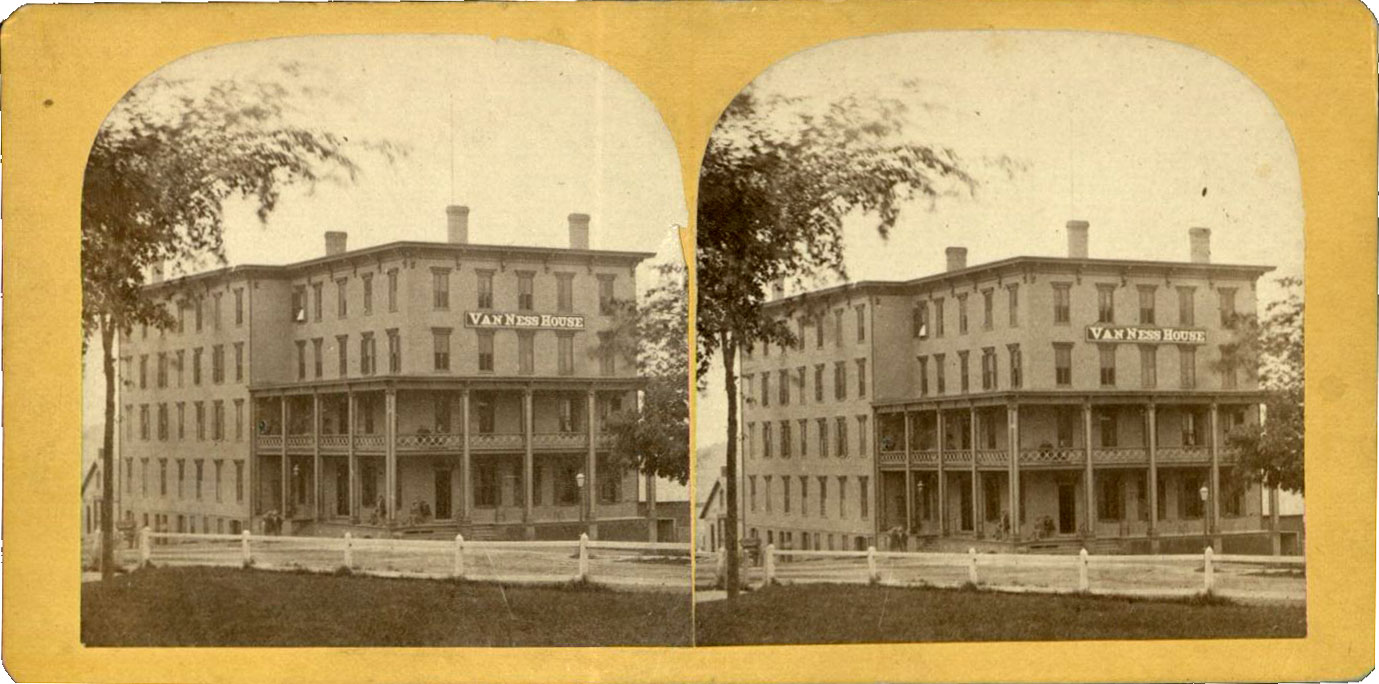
[{"x1": 1221, "y1": 277, "x2": 1304, "y2": 494}]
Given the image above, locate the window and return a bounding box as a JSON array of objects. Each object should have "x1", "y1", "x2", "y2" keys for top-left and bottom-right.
[
  {"x1": 518, "y1": 332, "x2": 534, "y2": 375},
  {"x1": 212, "y1": 345, "x2": 224, "y2": 384},
  {"x1": 934, "y1": 298, "x2": 946, "y2": 336},
  {"x1": 177, "y1": 403, "x2": 185, "y2": 440},
  {"x1": 234, "y1": 343, "x2": 243, "y2": 382},
  {"x1": 292, "y1": 286, "x2": 307, "y2": 322},
  {"x1": 816, "y1": 315, "x2": 825, "y2": 347},
  {"x1": 474, "y1": 270, "x2": 494, "y2": 309},
  {"x1": 764, "y1": 476, "x2": 773, "y2": 511},
  {"x1": 1054, "y1": 344, "x2": 1073, "y2": 386},
  {"x1": 800, "y1": 476, "x2": 809, "y2": 517},
  {"x1": 157, "y1": 404, "x2": 168, "y2": 441},
  {"x1": 817, "y1": 418, "x2": 828, "y2": 459},
  {"x1": 856, "y1": 304, "x2": 866, "y2": 342},
  {"x1": 1053, "y1": 284, "x2": 1071, "y2": 324},
  {"x1": 763, "y1": 423, "x2": 773, "y2": 459},
  {"x1": 432, "y1": 269, "x2": 450, "y2": 310},
  {"x1": 834, "y1": 309, "x2": 844, "y2": 346},
  {"x1": 957, "y1": 293, "x2": 969, "y2": 334},
  {"x1": 1179, "y1": 475, "x2": 1206, "y2": 519},
  {"x1": 1182, "y1": 410, "x2": 1205, "y2": 446},
  {"x1": 857, "y1": 415, "x2": 868, "y2": 455},
  {"x1": 139, "y1": 355, "x2": 147, "y2": 389},
  {"x1": 475, "y1": 464, "x2": 497, "y2": 507},
  {"x1": 860, "y1": 476, "x2": 869, "y2": 519},
  {"x1": 556, "y1": 273, "x2": 574, "y2": 312},
  {"x1": 1097, "y1": 284, "x2": 1115, "y2": 323},
  {"x1": 387, "y1": 269, "x2": 399, "y2": 312},
  {"x1": 235, "y1": 461, "x2": 245, "y2": 502},
  {"x1": 745, "y1": 423, "x2": 755, "y2": 458},
  {"x1": 1177, "y1": 286, "x2": 1196, "y2": 326},
  {"x1": 156, "y1": 353, "x2": 167, "y2": 388},
  {"x1": 517, "y1": 272, "x2": 534, "y2": 311},
  {"x1": 838, "y1": 476, "x2": 848, "y2": 518},
  {"x1": 783, "y1": 476, "x2": 791, "y2": 513},
  {"x1": 477, "y1": 332, "x2": 494, "y2": 372},
  {"x1": 814, "y1": 365, "x2": 825, "y2": 402},
  {"x1": 1179, "y1": 346, "x2": 1197, "y2": 388},
  {"x1": 1220, "y1": 345, "x2": 1238, "y2": 389},
  {"x1": 856, "y1": 358, "x2": 867, "y2": 397},
  {"x1": 796, "y1": 366, "x2": 806, "y2": 404},
  {"x1": 296, "y1": 340, "x2": 307, "y2": 380},
  {"x1": 195, "y1": 402, "x2": 205, "y2": 441},
  {"x1": 1008, "y1": 284, "x2": 1020, "y2": 327},
  {"x1": 836, "y1": 417, "x2": 848, "y2": 457},
  {"x1": 981, "y1": 348, "x2": 996, "y2": 390},
  {"x1": 760, "y1": 373, "x2": 770, "y2": 407},
  {"x1": 598, "y1": 275, "x2": 616, "y2": 314},
  {"x1": 779, "y1": 420, "x2": 792, "y2": 459},
  {"x1": 1218, "y1": 288, "x2": 1237, "y2": 328},
  {"x1": 213, "y1": 401, "x2": 224, "y2": 441},
  {"x1": 192, "y1": 348, "x2": 202, "y2": 385},
  {"x1": 312, "y1": 282, "x2": 323, "y2": 321},
  {"x1": 362, "y1": 274, "x2": 373, "y2": 314},
  {"x1": 195, "y1": 297, "x2": 204, "y2": 331},
  {"x1": 557, "y1": 333, "x2": 574, "y2": 375},
  {"x1": 337, "y1": 335, "x2": 349, "y2": 377},
  {"x1": 1097, "y1": 473, "x2": 1123, "y2": 521},
  {"x1": 434, "y1": 395, "x2": 453, "y2": 433},
  {"x1": 1056, "y1": 407, "x2": 1076, "y2": 448},
  {"x1": 337, "y1": 278, "x2": 349, "y2": 318},
  {"x1": 176, "y1": 351, "x2": 185, "y2": 387},
  {"x1": 918, "y1": 356, "x2": 929, "y2": 395},
  {"x1": 559, "y1": 398, "x2": 578, "y2": 433},
  {"x1": 1098, "y1": 409, "x2": 1118, "y2": 447},
  {"x1": 234, "y1": 399, "x2": 244, "y2": 441},
  {"x1": 798, "y1": 419, "x2": 809, "y2": 458},
  {"x1": 912, "y1": 301, "x2": 929, "y2": 338},
  {"x1": 1099, "y1": 345, "x2": 1116, "y2": 386},
  {"x1": 819, "y1": 476, "x2": 828, "y2": 517},
  {"x1": 934, "y1": 353, "x2": 947, "y2": 394},
  {"x1": 160, "y1": 459, "x2": 168, "y2": 496},
  {"x1": 386, "y1": 329, "x2": 401, "y2": 373},
  {"x1": 433, "y1": 328, "x2": 451, "y2": 371},
  {"x1": 311, "y1": 338, "x2": 323, "y2": 378},
  {"x1": 360, "y1": 333, "x2": 376, "y2": 375},
  {"x1": 778, "y1": 369, "x2": 790, "y2": 406},
  {"x1": 234, "y1": 288, "x2": 244, "y2": 326},
  {"x1": 749, "y1": 476, "x2": 757, "y2": 511},
  {"x1": 958, "y1": 350, "x2": 970, "y2": 392},
  {"x1": 1138, "y1": 285, "x2": 1156, "y2": 325},
  {"x1": 834, "y1": 362, "x2": 846, "y2": 400},
  {"x1": 982, "y1": 289, "x2": 994, "y2": 329},
  {"x1": 214, "y1": 461, "x2": 223, "y2": 502},
  {"x1": 475, "y1": 393, "x2": 495, "y2": 433},
  {"x1": 1140, "y1": 345, "x2": 1157, "y2": 388},
  {"x1": 1008, "y1": 344, "x2": 1022, "y2": 389}
]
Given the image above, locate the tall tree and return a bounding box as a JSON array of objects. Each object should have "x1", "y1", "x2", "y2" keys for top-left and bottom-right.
[
  {"x1": 600, "y1": 263, "x2": 690, "y2": 540},
  {"x1": 1220, "y1": 277, "x2": 1304, "y2": 494},
  {"x1": 696, "y1": 88, "x2": 989, "y2": 598},
  {"x1": 83, "y1": 69, "x2": 395, "y2": 580}
]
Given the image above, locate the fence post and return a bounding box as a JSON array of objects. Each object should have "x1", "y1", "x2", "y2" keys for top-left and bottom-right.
[
  {"x1": 867, "y1": 546, "x2": 879, "y2": 583},
  {"x1": 1078, "y1": 548, "x2": 1090, "y2": 592},
  {"x1": 764, "y1": 543, "x2": 776, "y2": 585},
  {"x1": 453, "y1": 534, "x2": 465, "y2": 579},
  {"x1": 577, "y1": 533, "x2": 590, "y2": 581},
  {"x1": 139, "y1": 525, "x2": 152, "y2": 568},
  {"x1": 1203, "y1": 546, "x2": 1215, "y2": 593},
  {"x1": 967, "y1": 547, "x2": 979, "y2": 585},
  {"x1": 241, "y1": 529, "x2": 252, "y2": 566},
  {"x1": 343, "y1": 532, "x2": 354, "y2": 569},
  {"x1": 715, "y1": 546, "x2": 726, "y2": 584}
]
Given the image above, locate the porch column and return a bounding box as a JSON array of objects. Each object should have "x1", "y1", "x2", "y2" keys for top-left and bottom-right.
[
  {"x1": 586, "y1": 388, "x2": 599, "y2": 540},
  {"x1": 1082, "y1": 401, "x2": 1095, "y2": 538},
  {"x1": 248, "y1": 396, "x2": 258, "y2": 520},
  {"x1": 312, "y1": 392, "x2": 321, "y2": 520},
  {"x1": 1209, "y1": 401, "x2": 1221, "y2": 550},
  {"x1": 280, "y1": 396, "x2": 289, "y2": 529},
  {"x1": 1006, "y1": 404, "x2": 1019, "y2": 542},
  {"x1": 970, "y1": 406, "x2": 980, "y2": 540},
  {"x1": 1147, "y1": 402, "x2": 1159, "y2": 552},
  {"x1": 347, "y1": 390, "x2": 357, "y2": 520},
  {"x1": 461, "y1": 389, "x2": 471, "y2": 521},
  {"x1": 385, "y1": 388, "x2": 397, "y2": 523},
  {"x1": 522, "y1": 388, "x2": 534, "y2": 538},
  {"x1": 903, "y1": 411, "x2": 913, "y2": 539},
  {"x1": 936, "y1": 410, "x2": 946, "y2": 536}
]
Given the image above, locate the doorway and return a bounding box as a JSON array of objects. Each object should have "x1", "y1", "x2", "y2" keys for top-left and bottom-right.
[
  {"x1": 1057, "y1": 482, "x2": 1077, "y2": 534},
  {"x1": 335, "y1": 462, "x2": 349, "y2": 516},
  {"x1": 434, "y1": 468, "x2": 453, "y2": 520}
]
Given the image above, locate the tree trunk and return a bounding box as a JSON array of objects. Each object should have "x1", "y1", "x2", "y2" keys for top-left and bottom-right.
[
  {"x1": 100, "y1": 316, "x2": 117, "y2": 581},
  {"x1": 722, "y1": 332, "x2": 740, "y2": 598},
  {"x1": 646, "y1": 471, "x2": 658, "y2": 543}
]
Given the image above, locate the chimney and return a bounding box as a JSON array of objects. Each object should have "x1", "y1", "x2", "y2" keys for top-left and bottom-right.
[
  {"x1": 446, "y1": 205, "x2": 470, "y2": 244},
  {"x1": 150, "y1": 262, "x2": 164, "y2": 284},
  {"x1": 945, "y1": 246, "x2": 968, "y2": 272},
  {"x1": 1066, "y1": 220, "x2": 1089, "y2": 259},
  {"x1": 325, "y1": 231, "x2": 348, "y2": 256},
  {"x1": 568, "y1": 213, "x2": 591, "y2": 250},
  {"x1": 1189, "y1": 227, "x2": 1211, "y2": 263}
]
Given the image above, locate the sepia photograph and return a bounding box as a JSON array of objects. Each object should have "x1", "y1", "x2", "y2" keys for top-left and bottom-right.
[
  {"x1": 694, "y1": 31, "x2": 1306, "y2": 645},
  {"x1": 79, "y1": 34, "x2": 693, "y2": 647}
]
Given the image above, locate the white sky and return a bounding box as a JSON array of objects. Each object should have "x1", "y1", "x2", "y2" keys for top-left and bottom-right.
[
  {"x1": 83, "y1": 34, "x2": 688, "y2": 429},
  {"x1": 696, "y1": 30, "x2": 1305, "y2": 473}
]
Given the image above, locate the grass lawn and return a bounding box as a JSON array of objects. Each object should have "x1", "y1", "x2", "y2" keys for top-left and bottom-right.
[
  {"x1": 695, "y1": 584, "x2": 1305, "y2": 645},
  {"x1": 83, "y1": 567, "x2": 690, "y2": 647}
]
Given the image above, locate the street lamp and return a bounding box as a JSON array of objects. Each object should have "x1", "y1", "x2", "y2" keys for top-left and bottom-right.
[
  {"x1": 1199, "y1": 484, "x2": 1210, "y2": 549},
  {"x1": 576, "y1": 471, "x2": 587, "y2": 535}
]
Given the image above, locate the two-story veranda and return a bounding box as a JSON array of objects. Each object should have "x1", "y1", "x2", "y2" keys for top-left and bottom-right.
[
  {"x1": 875, "y1": 390, "x2": 1279, "y2": 554},
  {"x1": 250, "y1": 377, "x2": 641, "y2": 540}
]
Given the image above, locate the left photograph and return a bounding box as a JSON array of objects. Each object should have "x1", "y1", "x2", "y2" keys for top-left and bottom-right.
[{"x1": 80, "y1": 35, "x2": 692, "y2": 647}]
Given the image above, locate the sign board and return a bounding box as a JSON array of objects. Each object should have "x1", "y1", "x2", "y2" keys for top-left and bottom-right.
[
  {"x1": 465, "y1": 311, "x2": 586, "y2": 331},
  {"x1": 1085, "y1": 325, "x2": 1206, "y2": 344}
]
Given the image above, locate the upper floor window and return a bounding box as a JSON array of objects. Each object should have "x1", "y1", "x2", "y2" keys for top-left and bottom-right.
[
  {"x1": 815, "y1": 315, "x2": 825, "y2": 347},
  {"x1": 1096, "y1": 284, "x2": 1115, "y2": 324},
  {"x1": 813, "y1": 365, "x2": 825, "y2": 402},
  {"x1": 598, "y1": 332, "x2": 615, "y2": 376},
  {"x1": 1053, "y1": 284, "x2": 1071, "y2": 324},
  {"x1": 856, "y1": 358, "x2": 867, "y2": 397},
  {"x1": 760, "y1": 372, "x2": 770, "y2": 407},
  {"x1": 1008, "y1": 344, "x2": 1022, "y2": 389},
  {"x1": 917, "y1": 355, "x2": 929, "y2": 396},
  {"x1": 957, "y1": 294, "x2": 969, "y2": 334},
  {"x1": 386, "y1": 329, "x2": 401, "y2": 373},
  {"x1": 557, "y1": 333, "x2": 574, "y2": 375},
  {"x1": 191, "y1": 349, "x2": 202, "y2": 385},
  {"x1": 312, "y1": 338, "x2": 323, "y2": 379},
  {"x1": 1179, "y1": 346, "x2": 1197, "y2": 388},
  {"x1": 234, "y1": 288, "x2": 244, "y2": 326},
  {"x1": 360, "y1": 333, "x2": 377, "y2": 375},
  {"x1": 934, "y1": 353, "x2": 947, "y2": 394},
  {"x1": 362, "y1": 274, "x2": 373, "y2": 314},
  {"x1": 1099, "y1": 344, "x2": 1117, "y2": 386},
  {"x1": 934, "y1": 298, "x2": 946, "y2": 337},
  {"x1": 195, "y1": 297, "x2": 204, "y2": 332},
  {"x1": 834, "y1": 362, "x2": 846, "y2": 401},
  {"x1": 1008, "y1": 284, "x2": 1020, "y2": 327},
  {"x1": 912, "y1": 301, "x2": 929, "y2": 338},
  {"x1": 477, "y1": 331, "x2": 494, "y2": 372},
  {"x1": 476, "y1": 270, "x2": 494, "y2": 310},
  {"x1": 1054, "y1": 343, "x2": 1072, "y2": 386},
  {"x1": 556, "y1": 273, "x2": 574, "y2": 313},
  {"x1": 598, "y1": 275, "x2": 616, "y2": 315},
  {"x1": 1218, "y1": 288, "x2": 1237, "y2": 328},
  {"x1": 518, "y1": 332, "x2": 534, "y2": 375},
  {"x1": 1220, "y1": 344, "x2": 1238, "y2": 389},
  {"x1": 312, "y1": 282, "x2": 324, "y2": 322},
  {"x1": 834, "y1": 309, "x2": 844, "y2": 346},
  {"x1": 855, "y1": 305, "x2": 866, "y2": 342},
  {"x1": 337, "y1": 278, "x2": 349, "y2": 318},
  {"x1": 958, "y1": 350, "x2": 970, "y2": 392},
  {"x1": 387, "y1": 269, "x2": 399, "y2": 312},
  {"x1": 1138, "y1": 285, "x2": 1156, "y2": 325},
  {"x1": 1140, "y1": 344, "x2": 1157, "y2": 389},
  {"x1": 981, "y1": 347, "x2": 997, "y2": 390},
  {"x1": 836, "y1": 417, "x2": 849, "y2": 457},
  {"x1": 517, "y1": 272, "x2": 535, "y2": 311},
  {"x1": 212, "y1": 292, "x2": 222, "y2": 330},
  {"x1": 982, "y1": 289, "x2": 994, "y2": 330},
  {"x1": 1177, "y1": 286, "x2": 1196, "y2": 326},
  {"x1": 292, "y1": 286, "x2": 307, "y2": 322},
  {"x1": 211, "y1": 345, "x2": 224, "y2": 384},
  {"x1": 337, "y1": 335, "x2": 349, "y2": 377},
  {"x1": 778, "y1": 369, "x2": 790, "y2": 406},
  {"x1": 432, "y1": 268, "x2": 451, "y2": 310}
]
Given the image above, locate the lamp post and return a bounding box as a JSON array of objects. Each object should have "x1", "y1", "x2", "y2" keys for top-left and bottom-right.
[
  {"x1": 1199, "y1": 484, "x2": 1210, "y2": 550},
  {"x1": 576, "y1": 471, "x2": 587, "y2": 536}
]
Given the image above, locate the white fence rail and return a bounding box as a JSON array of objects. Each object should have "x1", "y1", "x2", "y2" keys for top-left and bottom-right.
[
  {"x1": 701, "y1": 544, "x2": 1304, "y2": 603},
  {"x1": 104, "y1": 528, "x2": 692, "y2": 592}
]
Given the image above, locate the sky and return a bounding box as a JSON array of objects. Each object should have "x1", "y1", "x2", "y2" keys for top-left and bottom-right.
[
  {"x1": 82, "y1": 34, "x2": 688, "y2": 436},
  {"x1": 694, "y1": 30, "x2": 1305, "y2": 483}
]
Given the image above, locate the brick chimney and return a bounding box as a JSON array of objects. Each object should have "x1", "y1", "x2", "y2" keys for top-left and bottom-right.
[
  {"x1": 568, "y1": 213, "x2": 591, "y2": 250},
  {"x1": 446, "y1": 205, "x2": 469, "y2": 244},
  {"x1": 1066, "y1": 220, "x2": 1089, "y2": 259},
  {"x1": 945, "y1": 246, "x2": 968, "y2": 272},
  {"x1": 1189, "y1": 227, "x2": 1211, "y2": 263},
  {"x1": 325, "y1": 231, "x2": 348, "y2": 256}
]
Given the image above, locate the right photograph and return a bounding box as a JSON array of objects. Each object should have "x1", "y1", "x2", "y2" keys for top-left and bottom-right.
[{"x1": 693, "y1": 31, "x2": 1305, "y2": 645}]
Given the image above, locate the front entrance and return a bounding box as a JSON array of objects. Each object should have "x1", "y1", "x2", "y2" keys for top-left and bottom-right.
[
  {"x1": 434, "y1": 468, "x2": 453, "y2": 520},
  {"x1": 1057, "y1": 482, "x2": 1077, "y2": 534},
  {"x1": 335, "y1": 463, "x2": 349, "y2": 516}
]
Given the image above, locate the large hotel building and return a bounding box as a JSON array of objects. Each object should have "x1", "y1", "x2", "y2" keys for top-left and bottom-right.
[
  {"x1": 113, "y1": 207, "x2": 659, "y2": 540},
  {"x1": 739, "y1": 222, "x2": 1282, "y2": 554}
]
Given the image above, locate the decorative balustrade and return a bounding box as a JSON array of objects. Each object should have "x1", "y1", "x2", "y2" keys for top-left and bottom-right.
[
  {"x1": 1019, "y1": 448, "x2": 1082, "y2": 467},
  {"x1": 911, "y1": 450, "x2": 939, "y2": 466},
  {"x1": 285, "y1": 434, "x2": 315, "y2": 451},
  {"x1": 1092, "y1": 447, "x2": 1148, "y2": 466},
  {"x1": 1156, "y1": 446, "x2": 1209, "y2": 464},
  {"x1": 353, "y1": 434, "x2": 386, "y2": 451},
  {"x1": 944, "y1": 449, "x2": 973, "y2": 467},
  {"x1": 469, "y1": 432, "x2": 524, "y2": 451},
  {"x1": 531, "y1": 432, "x2": 588, "y2": 450},
  {"x1": 878, "y1": 450, "x2": 906, "y2": 466},
  {"x1": 318, "y1": 434, "x2": 350, "y2": 451},
  {"x1": 396, "y1": 432, "x2": 466, "y2": 451},
  {"x1": 596, "y1": 433, "x2": 617, "y2": 449},
  {"x1": 973, "y1": 449, "x2": 1008, "y2": 467},
  {"x1": 256, "y1": 430, "x2": 626, "y2": 454},
  {"x1": 256, "y1": 434, "x2": 283, "y2": 450}
]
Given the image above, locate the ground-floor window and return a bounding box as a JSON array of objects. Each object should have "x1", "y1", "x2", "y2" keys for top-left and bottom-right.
[
  {"x1": 1178, "y1": 474, "x2": 1206, "y2": 519},
  {"x1": 1097, "y1": 473, "x2": 1123, "y2": 521},
  {"x1": 597, "y1": 456, "x2": 621, "y2": 504},
  {"x1": 475, "y1": 464, "x2": 498, "y2": 507},
  {"x1": 983, "y1": 475, "x2": 1002, "y2": 522},
  {"x1": 362, "y1": 463, "x2": 379, "y2": 506}
]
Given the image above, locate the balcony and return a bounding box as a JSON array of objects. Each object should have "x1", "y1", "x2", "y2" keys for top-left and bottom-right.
[
  {"x1": 1156, "y1": 445, "x2": 1209, "y2": 464},
  {"x1": 974, "y1": 449, "x2": 1008, "y2": 468},
  {"x1": 1091, "y1": 447, "x2": 1148, "y2": 466},
  {"x1": 255, "y1": 431, "x2": 613, "y2": 454},
  {"x1": 1019, "y1": 447, "x2": 1082, "y2": 468}
]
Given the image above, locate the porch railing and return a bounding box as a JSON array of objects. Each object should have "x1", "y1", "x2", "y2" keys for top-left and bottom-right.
[
  {"x1": 1157, "y1": 446, "x2": 1209, "y2": 464},
  {"x1": 470, "y1": 432, "x2": 524, "y2": 451},
  {"x1": 911, "y1": 450, "x2": 939, "y2": 466},
  {"x1": 396, "y1": 432, "x2": 466, "y2": 451},
  {"x1": 1019, "y1": 447, "x2": 1082, "y2": 467},
  {"x1": 879, "y1": 450, "x2": 906, "y2": 466},
  {"x1": 532, "y1": 432, "x2": 588, "y2": 450},
  {"x1": 255, "y1": 431, "x2": 619, "y2": 454},
  {"x1": 974, "y1": 449, "x2": 1008, "y2": 467},
  {"x1": 1092, "y1": 447, "x2": 1148, "y2": 466}
]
